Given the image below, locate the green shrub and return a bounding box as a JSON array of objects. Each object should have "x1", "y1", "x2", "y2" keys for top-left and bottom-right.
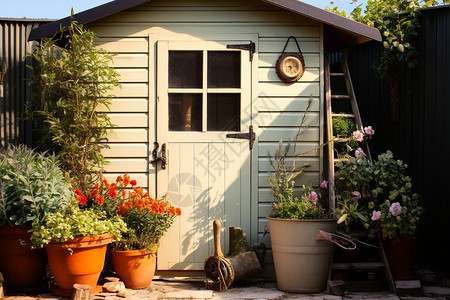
[{"x1": 0, "y1": 146, "x2": 72, "y2": 227}]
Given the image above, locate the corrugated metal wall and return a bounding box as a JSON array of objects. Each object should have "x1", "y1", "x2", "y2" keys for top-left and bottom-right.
[
  {"x1": 344, "y1": 6, "x2": 450, "y2": 269},
  {"x1": 0, "y1": 19, "x2": 50, "y2": 148}
]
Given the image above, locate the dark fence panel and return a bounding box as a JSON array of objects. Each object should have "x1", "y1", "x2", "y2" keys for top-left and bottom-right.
[
  {"x1": 346, "y1": 6, "x2": 450, "y2": 268},
  {"x1": 0, "y1": 19, "x2": 50, "y2": 149}
]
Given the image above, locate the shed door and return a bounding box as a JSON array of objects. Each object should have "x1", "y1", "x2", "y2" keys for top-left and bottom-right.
[{"x1": 156, "y1": 40, "x2": 253, "y2": 270}]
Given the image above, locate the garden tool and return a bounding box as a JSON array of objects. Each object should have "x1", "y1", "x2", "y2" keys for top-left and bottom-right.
[
  {"x1": 316, "y1": 229, "x2": 357, "y2": 250},
  {"x1": 204, "y1": 219, "x2": 263, "y2": 291}
]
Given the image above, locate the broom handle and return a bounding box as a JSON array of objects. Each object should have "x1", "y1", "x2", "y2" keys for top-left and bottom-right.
[{"x1": 213, "y1": 219, "x2": 224, "y2": 257}]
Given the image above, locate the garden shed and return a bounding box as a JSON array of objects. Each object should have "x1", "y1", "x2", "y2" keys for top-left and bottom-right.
[{"x1": 29, "y1": 0, "x2": 381, "y2": 275}]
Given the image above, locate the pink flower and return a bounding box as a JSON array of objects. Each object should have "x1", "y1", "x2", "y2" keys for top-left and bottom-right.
[
  {"x1": 362, "y1": 192, "x2": 371, "y2": 198},
  {"x1": 351, "y1": 191, "x2": 361, "y2": 201},
  {"x1": 371, "y1": 210, "x2": 381, "y2": 221},
  {"x1": 389, "y1": 202, "x2": 402, "y2": 216},
  {"x1": 310, "y1": 191, "x2": 318, "y2": 202},
  {"x1": 320, "y1": 180, "x2": 328, "y2": 189},
  {"x1": 353, "y1": 130, "x2": 364, "y2": 142},
  {"x1": 364, "y1": 126, "x2": 375, "y2": 136},
  {"x1": 355, "y1": 147, "x2": 364, "y2": 159}
]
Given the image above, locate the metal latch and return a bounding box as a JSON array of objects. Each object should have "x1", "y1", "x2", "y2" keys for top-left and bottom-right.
[
  {"x1": 227, "y1": 42, "x2": 256, "y2": 61},
  {"x1": 226, "y1": 125, "x2": 256, "y2": 150},
  {"x1": 151, "y1": 142, "x2": 167, "y2": 170}
]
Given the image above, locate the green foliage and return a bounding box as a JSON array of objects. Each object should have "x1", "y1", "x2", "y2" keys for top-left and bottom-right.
[
  {"x1": 332, "y1": 114, "x2": 357, "y2": 138},
  {"x1": 276, "y1": 185, "x2": 328, "y2": 220},
  {"x1": 0, "y1": 146, "x2": 72, "y2": 227},
  {"x1": 268, "y1": 141, "x2": 309, "y2": 206},
  {"x1": 268, "y1": 97, "x2": 330, "y2": 220},
  {"x1": 28, "y1": 19, "x2": 120, "y2": 196},
  {"x1": 335, "y1": 151, "x2": 423, "y2": 241},
  {"x1": 326, "y1": 0, "x2": 447, "y2": 77},
  {"x1": 30, "y1": 201, "x2": 127, "y2": 248}
]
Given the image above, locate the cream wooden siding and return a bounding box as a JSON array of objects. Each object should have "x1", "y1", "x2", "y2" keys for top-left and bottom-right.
[
  {"x1": 95, "y1": 36, "x2": 151, "y2": 188},
  {"x1": 89, "y1": 0, "x2": 323, "y2": 270}
]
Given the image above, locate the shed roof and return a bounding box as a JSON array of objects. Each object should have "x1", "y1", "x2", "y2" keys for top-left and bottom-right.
[{"x1": 28, "y1": 0, "x2": 381, "y2": 50}]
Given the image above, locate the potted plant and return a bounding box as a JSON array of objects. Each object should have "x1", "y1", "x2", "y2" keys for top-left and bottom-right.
[
  {"x1": 77, "y1": 174, "x2": 181, "y2": 289},
  {"x1": 267, "y1": 141, "x2": 336, "y2": 293},
  {"x1": 335, "y1": 150, "x2": 423, "y2": 279},
  {"x1": 0, "y1": 146, "x2": 72, "y2": 286},
  {"x1": 31, "y1": 200, "x2": 126, "y2": 296}
]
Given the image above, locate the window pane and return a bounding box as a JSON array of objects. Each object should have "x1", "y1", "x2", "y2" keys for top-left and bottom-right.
[
  {"x1": 169, "y1": 94, "x2": 202, "y2": 131},
  {"x1": 208, "y1": 51, "x2": 240, "y2": 88},
  {"x1": 207, "y1": 94, "x2": 240, "y2": 131},
  {"x1": 169, "y1": 51, "x2": 203, "y2": 88}
]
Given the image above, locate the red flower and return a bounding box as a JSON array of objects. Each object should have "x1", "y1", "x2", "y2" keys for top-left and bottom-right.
[
  {"x1": 121, "y1": 190, "x2": 127, "y2": 200},
  {"x1": 74, "y1": 188, "x2": 81, "y2": 197},
  {"x1": 89, "y1": 183, "x2": 99, "y2": 198},
  {"x1": 116, "y1": 175, "x2": 124, "y2": 182},
  {"x1": 95, "y1": 195, "x2": 105, "y2": 205},
  {"x1": 118, "y1": 205, "x2": 124, "y2": 216},
  {"x1": 130, "y1": 180, "x2": 137, "y2": 186},
  {"x1": 76, "y1": 195, "x2": 88, "y2": 206},
  {"x1": 123, "y1": 201, "x2": 133, "y2": 210},
  {"x1": 175, "y1": 207, "x2": 181, "y2": 216},
  {"x1": 102, "y1": 178, "x2": 110, "y2": 189},
  {"x1": 108, "y1": 188, "x2": 118, "y2": 198},
  {"x1": 123, "y1": 174, "x2": 130, "y2": 187}
]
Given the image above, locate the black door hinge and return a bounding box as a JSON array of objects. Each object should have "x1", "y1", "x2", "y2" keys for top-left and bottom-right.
[
  {"x1": 227, "y1": 42, "x2": 256, "y2": 61},
  {"x1": 226, "y1": 125, "x2": 256, "y2": 150}
]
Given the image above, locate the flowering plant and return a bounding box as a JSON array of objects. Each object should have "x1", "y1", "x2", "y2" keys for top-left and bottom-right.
[
  {"x1": 75, "y1": 174, "x2": 181, "y2": 253},
  {"x1": 268, "y1": 141, "x2": 329, "y2": 220},
  {"x1": 334, "y1": 124, "x2": 375, "y2": 159},
  {"x1": 335, "y1": 151, "x2": 423, "y2": 242}
]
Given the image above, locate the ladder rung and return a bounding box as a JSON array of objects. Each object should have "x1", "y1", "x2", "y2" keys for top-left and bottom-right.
[
  {"x1": 332, "y1": 113, "x2": 355, "y2": 118},
  {"x1": 330, "y1": 72, "x2": 345, "y2": 76},
  {"x1": 334, "y1": 158, "x2": 349, "y2": 163},
  {"x1": 331, "y1": 95, "x2": 351, "y2": 99},
  {"x1": 333, "y1": 138, "x2": 350, "y2": 143},
  {"x1": 332, "y1": 262, "x2": 386, "y2": 270}
]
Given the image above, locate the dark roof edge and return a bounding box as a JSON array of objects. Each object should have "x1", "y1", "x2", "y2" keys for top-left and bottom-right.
[
  {"x1": 28, "y1": 0, "x2": 150, "y2": 41},
  {"x1": 263, "y1": 0, "x2": 382, "y2": 42}
]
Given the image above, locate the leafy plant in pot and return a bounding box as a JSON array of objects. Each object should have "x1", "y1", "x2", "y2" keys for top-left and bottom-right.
[
  {"x1": 267, "y1": 141, "x2": 336, "y2": 293},
  {"x1": 335, "y1": 150, "x2": 423, "y2": 279},
  {"x1": 0, "y1": 145, "x2": 72, "y2": 286},
  {"x1": 76, "y1": 174, "x2": 182, "y2": 289},
  {"x1": 31, "y1": 200, "x2": 126, "y2": 296}
]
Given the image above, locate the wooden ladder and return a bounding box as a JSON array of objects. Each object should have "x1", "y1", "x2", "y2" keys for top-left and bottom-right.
[{"x1": 325, "y1": 54, "x2": 396, "y2": 294}]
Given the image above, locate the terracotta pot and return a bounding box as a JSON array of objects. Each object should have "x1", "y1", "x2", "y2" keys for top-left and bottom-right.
[
  {"x1": 0, "y1": 225, "x2": 47, "y2": 286},
  {"x1": 268, "y1": 218, "x2": 336, "y2": 293},
  {"x1": 110, "y1": 249, "x2": 156, "y2": 289},
  {"x1": 45, "y1": 233, "x2": 113, "y2": 296},
  {"x1": 383, "y1": 237, "x2": 417, "y2": 280}
]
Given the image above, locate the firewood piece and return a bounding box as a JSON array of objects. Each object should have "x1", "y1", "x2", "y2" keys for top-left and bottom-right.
[
  {"x1": 227, "y1": 251, "x2": 263, "y2": 281},
  {"x1": 227, "y1": 227, "x2": 251, "y2": 257},
  {"x1": 71, "y1": 284, "x2": 92, "y2": 300}
]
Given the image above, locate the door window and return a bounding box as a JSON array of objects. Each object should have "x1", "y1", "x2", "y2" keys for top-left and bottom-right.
[{"x1": 168, "y1": 50, "x2": 241, "y2": 132}]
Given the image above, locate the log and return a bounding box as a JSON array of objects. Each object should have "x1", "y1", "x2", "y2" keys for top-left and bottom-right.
[
  {"x1": 227, "y1": 251, "x2": 263, "y2": 281},
  {"x1": 71, "y1": 284, "x2": 91, "y2": 300}
]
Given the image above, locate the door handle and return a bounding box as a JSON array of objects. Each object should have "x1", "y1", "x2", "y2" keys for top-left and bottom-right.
[
  {"x1": 226, "y1": 125, "x2": 255, "y2": 150},
  {"x1": 151, "y1": 142, "x2": 167, "y2": 170}
]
